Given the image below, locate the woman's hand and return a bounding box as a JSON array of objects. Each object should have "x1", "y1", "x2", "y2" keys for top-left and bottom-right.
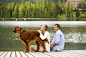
[{"x1": 38, "y1": 30, "x2": 42, "y2": 34}]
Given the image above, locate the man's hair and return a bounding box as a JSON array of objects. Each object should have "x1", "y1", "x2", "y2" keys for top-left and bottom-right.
[{"x1": 54, "y1": 24, "x2": 61, "y2": 29}]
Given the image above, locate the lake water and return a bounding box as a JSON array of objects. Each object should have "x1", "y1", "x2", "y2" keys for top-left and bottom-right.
[{"x1": 0, "y1": 21, "x2": 86, "y2": 51}]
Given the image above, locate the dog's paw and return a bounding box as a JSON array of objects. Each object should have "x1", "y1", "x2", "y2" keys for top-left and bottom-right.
[
  {"x1": 42, "y1": 51, "x2": 46, "y2": 53},
  {"x1": 34, "y1": 50, "x2": 39, "y2": 52},
  {"x1": 24, "y1": 50, "x2": 29, "y2": 53}
]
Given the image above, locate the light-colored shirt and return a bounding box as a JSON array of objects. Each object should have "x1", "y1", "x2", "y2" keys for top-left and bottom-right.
[
  {"x1": 40, "y1": 31, "x2": 50, "y2": 52},
  {"x1": 50, "y1": 30, "x2": 65, "y2": 52}
]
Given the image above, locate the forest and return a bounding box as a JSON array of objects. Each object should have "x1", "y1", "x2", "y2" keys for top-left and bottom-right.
[
  {"x1": 0, "y1": 0, "x2": 86, "y2": 18},
  {"x1": 0, "y1": 0, "x2": 65, "y2": 3}
]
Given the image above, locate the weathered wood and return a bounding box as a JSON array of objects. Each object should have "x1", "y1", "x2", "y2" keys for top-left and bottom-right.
[
  {"x1": 5, "y1": 51, "x2": 11, "y2": 57},
  {"x1": 0, "y1": 50, "x2": 86, "y2": 57},
  {"x1": 0, "y1": 52, "x2": 7, "y2": 57},
  {"x1": 25, "y1": 53, "x2": 34, "y2": 57},
  {"x1": 20, "y1": 51, "x2": 27, "y2": 57},
  {"x1": 11, "y1": 51, "x2": 15, "y2": 57},
  {"x1": 0, "y1": 51, "x2": 4, "y2": 56},
  {"x1": 16, "y1": 51, "x2": 21, "y2": 57}
]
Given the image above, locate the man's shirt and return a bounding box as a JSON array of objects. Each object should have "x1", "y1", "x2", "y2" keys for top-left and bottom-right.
[{"x1": 50, "y1": 30, "x2": 65, "y2": 52}]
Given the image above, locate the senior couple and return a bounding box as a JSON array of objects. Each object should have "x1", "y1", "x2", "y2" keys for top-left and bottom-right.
[{"x1": 30, "y1": 24, "x2": 65, "y2": 52}]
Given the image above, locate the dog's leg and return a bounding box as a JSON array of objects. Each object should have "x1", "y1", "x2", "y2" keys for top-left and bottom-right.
[
  {"x1": 42, "y1": 43, "x2": 46, "y2": 52},
  {"x1": 34, "y1": 41, "x2": 40, "y2": 52},
  {"x1": 23, "y1": 40, "x2": 29, "y2": 53},
  {"x1": 27, "y1": 42, "x2": 30, "y2": 52},
  {"x1": 45, "y1": 38, "x2": 49, "y2": 44},
  {"x1": 25, "y1": 43, "x2": 29, "y2": 53}
]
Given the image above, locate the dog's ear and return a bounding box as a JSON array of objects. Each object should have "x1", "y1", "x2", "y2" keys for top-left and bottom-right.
[
  {"x1": 20, "y1": 28, "x2": 23, "y2": 30},
  {"x1": 19, "y1": 28, "x2": 23, "y2": 31}
]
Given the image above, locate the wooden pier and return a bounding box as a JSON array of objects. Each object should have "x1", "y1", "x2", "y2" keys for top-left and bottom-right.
[{"x1": 0, "y1": 50, "x2": 86, "y2": 57}]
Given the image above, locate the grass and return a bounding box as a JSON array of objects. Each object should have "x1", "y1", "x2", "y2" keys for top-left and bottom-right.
[{"x1": 58, "y1": 14, "x2": 67, "y2": 18}]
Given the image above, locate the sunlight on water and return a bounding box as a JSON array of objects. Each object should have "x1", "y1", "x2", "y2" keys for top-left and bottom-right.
[{"x1": 65, "y1": 32, "x2": 86, "y2": 43}]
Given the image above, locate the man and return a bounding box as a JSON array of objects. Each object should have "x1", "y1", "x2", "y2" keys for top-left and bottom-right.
[{"x1": 50, "y1": 24, "x2": 65, "y2": 52}]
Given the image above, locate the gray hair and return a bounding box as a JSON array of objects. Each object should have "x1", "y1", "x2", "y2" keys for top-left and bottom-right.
[{"x1": 41, "y1": 24, "x2": 48, "y2": 30}]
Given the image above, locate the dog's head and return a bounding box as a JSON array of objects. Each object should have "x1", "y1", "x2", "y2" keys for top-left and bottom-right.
[{"x1": 13, "y1": 26, "x2": 22, "y2": 34}]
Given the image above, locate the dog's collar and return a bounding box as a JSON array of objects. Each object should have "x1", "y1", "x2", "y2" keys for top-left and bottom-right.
[{"x1": 19, "y1": 28, "x2": 23, "y2": 33}]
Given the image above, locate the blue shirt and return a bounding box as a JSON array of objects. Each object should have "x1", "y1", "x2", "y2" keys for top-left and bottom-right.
[{"x1": 50, "y1": 30, "x2": 65, "y2": 52}]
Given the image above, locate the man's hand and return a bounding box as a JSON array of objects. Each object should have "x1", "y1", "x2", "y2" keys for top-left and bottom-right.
[
  {"x1": 50, "y1": 43, "x2": 57, "y2": 49},
  {"x1": 50, "y1": 45, "x2": 53, "y2": 49},
  {"x1": 50, "y1": 40, "x2": 52, "y2": 43}
]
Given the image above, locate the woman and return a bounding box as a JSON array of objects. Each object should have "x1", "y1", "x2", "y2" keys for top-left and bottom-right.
[{"x1": 30, "y1": 24, "x2": 50, "y2": 52}]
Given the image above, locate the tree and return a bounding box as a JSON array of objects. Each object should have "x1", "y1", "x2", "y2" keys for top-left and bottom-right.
[
  {"x1": 50, "y1": 2, "x2": 55, "y2": 18},
  {"x1": 62, "y1": 0, "x2": 66, "y2": 14},
  {"x1": 18, "y1": 3, "x2": 25, "y2": 18},
  {"x1": 24, "y1": 1, "x2": 29, "y2": 18},
  {"x1": 5, "y1": 5, "x2": 9, "y2": 18},
  {"x1": 76, "y1": 9, "x2": 80, "y2": 17},
  {"x1": 8, "y1": 3, "x2": 16, "y2": 17},
  {"x1": 67, "y1": 1, "x2": 73, "y2": 17},
  {"x1": 13, "y1": 3, "x2": 19, "y2": 18},
  {"x1": 54, "y1": 1, "x2": 60, "y2": 18}
]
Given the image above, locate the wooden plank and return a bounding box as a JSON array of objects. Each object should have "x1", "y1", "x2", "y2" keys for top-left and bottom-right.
[
  {"x1": 16, "y1": 51, "x2": 21, "y2": 57},
  {"x1": 5, "y1": 51, "x2": 11, "y2": 57},
  {"x1": 25, "y1": 53, "x2": 34, "y2": 57},
  {"x1": 0, "y1": 51, "x2": 4, "y2": 56},
  {"x1": 11, "y1": 51, "x2": 15, "y2": 57},
  {"x1": 29, "y1": 52, "x2": 51, "y2": 57},
  {"x1": 43, "y1": 52, "x2": 56, "y2": 57},
  {"x1": 20, "y1": 51, "x2": 27, "y2": 57},
  {"x1": 0, "y1": 50, "x2": 85, "y2": 57},
  {"x1": 36, "y1": 52, "x2": 52, "y2": 57},
  {"x1": 0, "y1": 52, "x2": 7, "y2": 57},
  {"x1": 29, "y1": 52, "x2": 38, "y2": 57}
]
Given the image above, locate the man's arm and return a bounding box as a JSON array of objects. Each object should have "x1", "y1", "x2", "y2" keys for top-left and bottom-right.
[
  {"x1": 52, "y1": 43, "x2": 57, "y2": 46},
  {"x1": 50, "y1": 43, "x2": 57, "y2": 49},
  {"x1": 50, "y1": 32, "x2": 60, "y2": 49}
]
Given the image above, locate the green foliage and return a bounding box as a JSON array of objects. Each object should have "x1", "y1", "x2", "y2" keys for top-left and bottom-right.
[
  {"x1": 0, "y1": 0, "x2": 85, "y2": 18},
  {"x1": 77, "y1": 0, "x2": 86, "y2": 14},
  {"x1": 66, "y1": 1, "x2": 73, "y2": 17},
  {"x1": 0, "y1": 0, "x2": 66, "y2": 3},
  {"x1": 0, "y1": 0, "x2": 63, "y2": 18},
  {"x1": 0, "y1": 0, "x2": 35, "y2": 3},
  {"x1": 18, "y1": 3, "x2": 25, "y2": 18},
  {"x1": 76, "y1": 9, "x2": 80, "y2": 17}
]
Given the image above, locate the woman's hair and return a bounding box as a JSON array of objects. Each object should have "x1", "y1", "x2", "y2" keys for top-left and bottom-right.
[{"x1": 41, "y1": 24, "x2": 48, "y2": 30}]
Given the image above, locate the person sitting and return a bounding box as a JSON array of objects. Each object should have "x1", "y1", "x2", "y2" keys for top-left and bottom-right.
[
  {"x1": 30, "y1": 24, "x2": 50, "y2": 52},
  {"x1": 50, "y1": 24, "x2": 65, "y2": 52}
]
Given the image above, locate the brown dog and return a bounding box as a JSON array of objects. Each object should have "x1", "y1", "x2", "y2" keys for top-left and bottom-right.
[{"x1": 13, "y1": 26, "x2": 49, "y2": 53}]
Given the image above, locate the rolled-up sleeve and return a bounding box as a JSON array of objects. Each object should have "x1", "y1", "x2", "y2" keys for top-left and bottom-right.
[{"x1": 55, "y1": 32, "x2": 60, "y2": 44}]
